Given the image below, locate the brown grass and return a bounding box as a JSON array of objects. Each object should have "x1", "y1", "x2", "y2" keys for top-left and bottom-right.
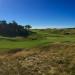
[{"x1": 0, "y1": 43, "x2": 75, "y2": 75}]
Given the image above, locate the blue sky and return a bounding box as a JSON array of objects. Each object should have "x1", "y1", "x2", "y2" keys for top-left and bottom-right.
[{"x1": 0, "y1": 0, "x2": 75, "y2": 28}]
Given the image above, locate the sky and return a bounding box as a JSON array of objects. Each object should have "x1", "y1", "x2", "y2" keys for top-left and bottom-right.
[{"x1": 0, "y1": 0, "x2": 75, "y2": 28}]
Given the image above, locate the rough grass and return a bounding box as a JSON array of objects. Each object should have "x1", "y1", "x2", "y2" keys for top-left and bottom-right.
[
  {"x1": 0, "y1": 30, "x2": 75, "y2": 75},
  {"x1": 0, "y1": 43, "x2": 75, "y2": 75}
]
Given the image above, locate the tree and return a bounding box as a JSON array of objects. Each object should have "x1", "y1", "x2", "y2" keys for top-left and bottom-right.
[
  {"x1": 25, "y1": 25, "x2": 32, "y2": 30},
  {"x1": 0, "y1": 20, "x2": 32, "y2": 37},
  {"x1": 0, "y1": 20, "x2": 7, "y2": 25},
  {"x1": 12, "y1": 20, "x2": 18, "y2": 25}
]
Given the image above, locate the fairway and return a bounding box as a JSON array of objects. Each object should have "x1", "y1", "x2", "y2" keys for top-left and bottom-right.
[{"x1": 0, "y1": 34, "x2": 75, "y2": 50}]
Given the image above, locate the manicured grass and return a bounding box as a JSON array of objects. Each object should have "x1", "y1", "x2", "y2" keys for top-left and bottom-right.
[
  {"x1": 0, "y1": 39, "x2": 45, "y2": 48},
  {"x1": 0, "y1": 35, "x2": 75, "y2": 50}
]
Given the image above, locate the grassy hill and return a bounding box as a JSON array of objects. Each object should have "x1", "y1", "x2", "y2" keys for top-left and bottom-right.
[{"x1": 0, "y1": 28, "x2": 75, "y2": 75}]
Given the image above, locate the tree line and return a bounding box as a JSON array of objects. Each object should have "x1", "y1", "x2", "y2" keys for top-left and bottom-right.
[{"x1": 0, "y1": 20, "x2": 32, "y2": 37}]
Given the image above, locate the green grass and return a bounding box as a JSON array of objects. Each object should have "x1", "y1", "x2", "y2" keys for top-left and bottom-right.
[
  {"x1": 0, "y1": 35, "x2": 75, "y2": 49},
  {"x1": 0, "y1": 29, "x2": 75, "y2": 52},
  {"x1": 0, "y1": 39, "x2": 46, "y2": 48}
]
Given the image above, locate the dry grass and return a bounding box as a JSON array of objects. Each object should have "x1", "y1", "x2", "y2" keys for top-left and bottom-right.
[{"x1": 0, "y1": 43, "x2": 75, "y2": 75}]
